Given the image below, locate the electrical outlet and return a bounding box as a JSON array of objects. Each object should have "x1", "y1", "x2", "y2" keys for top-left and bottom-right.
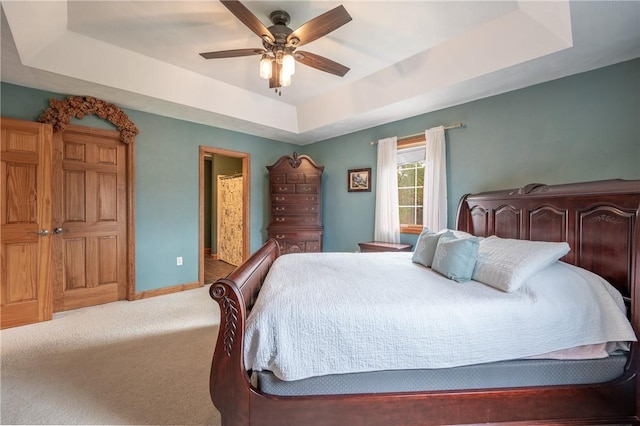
[{"x1": 176, "y1": 256, "x2": 183, "y2": 266}]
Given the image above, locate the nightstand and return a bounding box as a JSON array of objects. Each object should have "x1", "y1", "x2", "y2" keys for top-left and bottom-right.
[{"x1": 358, "y1": 241, "x2": 413, "y2": 253}]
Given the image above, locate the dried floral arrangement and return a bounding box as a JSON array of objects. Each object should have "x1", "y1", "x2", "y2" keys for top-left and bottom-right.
[{"x1": 39, "y1": 96, "x2": 139, "y2": 144}]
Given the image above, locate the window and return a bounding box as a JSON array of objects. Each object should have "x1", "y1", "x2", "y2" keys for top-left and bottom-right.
[
  {"x1": 398, "y1": 162, "x2": 424, "y2": 231},
  {"x1": 397, "y1": 137, "x2": 426, "y2": 234}
]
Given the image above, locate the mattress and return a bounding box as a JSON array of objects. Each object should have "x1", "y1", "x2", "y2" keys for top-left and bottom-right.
[
  {"x1": 254, "y1": 354, "x2": 628, "y2": 396},
  {"x1": 245, "y1": 252, "x2": 635, "y2": 381}
]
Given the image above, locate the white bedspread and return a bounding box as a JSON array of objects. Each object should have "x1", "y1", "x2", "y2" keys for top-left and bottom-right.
[{"x1": 244, "y1": 252, "x2": 636, "y2": 381}]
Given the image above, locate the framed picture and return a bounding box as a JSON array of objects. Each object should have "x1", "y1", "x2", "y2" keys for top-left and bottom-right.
[{"x1": 348, "y1": 168, "x2": 371, "y2": 192}]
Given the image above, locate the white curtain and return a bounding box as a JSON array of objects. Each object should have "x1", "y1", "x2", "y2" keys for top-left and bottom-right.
[
  {"x1": 374, "y1": 137, "x2": 400, "y2": 243},
  {"x1": 422, "y1": 126, "x2": 447, "y2": 231}
]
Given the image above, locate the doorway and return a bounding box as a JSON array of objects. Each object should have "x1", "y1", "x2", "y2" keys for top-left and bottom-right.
[{"x1": 199, "y1": 146, "x2": 249, "y2": 285}]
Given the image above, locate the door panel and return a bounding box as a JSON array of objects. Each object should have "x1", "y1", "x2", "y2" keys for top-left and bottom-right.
[
  {"x1": 64, "y1": 238, "x2": 86, "y2": 289},
  {"x1": 64, "y1": 170, "x2": 86, "y2": 220},
  {"x1": 52, "y1": 127, "x2": 127, "y2": 311},
  {"x1": 98, "y1": 236, "x2": 118, "y2": 283},
  {"x1": 98, "y1": 172, "x2": 118, "y2": 220},
  {"x1": 1, "y1": 118, "x2": 53, "y2": 329}
]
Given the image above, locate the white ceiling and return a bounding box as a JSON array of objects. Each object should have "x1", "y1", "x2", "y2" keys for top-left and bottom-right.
[{"x1": 1, "y1": 1, "x2": 639, "y2": 145}]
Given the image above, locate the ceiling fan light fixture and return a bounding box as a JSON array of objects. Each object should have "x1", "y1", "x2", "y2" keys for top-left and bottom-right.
[
  {"x1": 282, "y1": 52, "x2": 295, "y2": 76},
  {"x1": 280, "y1": 69, "x2": 292, "y2": 87},
  {"x1": 259, "y1": 54, "x2": 273, "y2": 79},
  {"x1": 275, "y1": 48, "x2": 284, "y2": 64}
]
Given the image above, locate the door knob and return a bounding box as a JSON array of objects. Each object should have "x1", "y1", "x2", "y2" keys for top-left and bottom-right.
[
  {"x1": 53, "y1": 227, "x2": 64, "y2": 234},
  {"x1": 38, "y1": 229, "x2": 49, "y2": 236}
]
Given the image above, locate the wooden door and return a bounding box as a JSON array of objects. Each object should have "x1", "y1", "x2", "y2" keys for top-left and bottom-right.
[
  {"x1": 52, "y1": 126, "x2": 127, "y2": 311},
  {"x1": 217, "y1": 175, "x2": 243, "y2": 266},
  {"x1": 1, "y1": 118, "x2": 53, "y2": 329}
]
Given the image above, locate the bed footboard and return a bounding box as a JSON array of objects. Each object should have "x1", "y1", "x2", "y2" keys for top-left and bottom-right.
[{"x1": 209, "y1": 238, "x2": 280, "y2": 426}]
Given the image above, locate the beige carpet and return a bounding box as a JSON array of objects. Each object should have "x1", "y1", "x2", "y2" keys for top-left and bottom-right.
[{"x1": 1, "y1": 286, "x2": 222, "y2": 425}]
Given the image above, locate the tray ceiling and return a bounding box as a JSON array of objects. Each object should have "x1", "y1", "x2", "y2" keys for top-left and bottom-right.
[{"x1": 1, "y1": 1, "x2": 639, "y2": 145}]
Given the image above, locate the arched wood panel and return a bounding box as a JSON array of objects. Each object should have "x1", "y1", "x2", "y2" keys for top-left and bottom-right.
[
  {"x1": 469, "y1": 205, "x2": 488, "y2": 237},
  {"x1": 577, "y1": 205, "x2": 635, "y2": 296},
  {"x1": 529, "y1": 206, "x2": 567, "y2": 243},
  {"x1": 494, "y1": 204, "x2": 520, "y2": 239}
]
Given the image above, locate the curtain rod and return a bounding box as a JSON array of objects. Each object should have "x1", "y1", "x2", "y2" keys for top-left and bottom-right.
[{"x1": 370, "y1": 122, "x2": 464, "y2": 145}]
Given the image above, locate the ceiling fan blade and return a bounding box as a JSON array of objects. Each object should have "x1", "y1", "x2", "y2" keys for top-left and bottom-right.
[
  {"x1": 220, "y1": 0, "x2": 274, "y2": 44},
  {"x1": 200, "y1": 48, "x2": 265, "y2": 59},
  {"x1": 287, "y1": 5, "x2": 352, "y2": 47},
  {"x1": 295, "y1": 51, "x2": 349, "y2": 77}
]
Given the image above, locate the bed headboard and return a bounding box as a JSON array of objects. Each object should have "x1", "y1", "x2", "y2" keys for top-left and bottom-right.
[{"x1": 456, "y1": 179, "x2": 640, "y2": 326}]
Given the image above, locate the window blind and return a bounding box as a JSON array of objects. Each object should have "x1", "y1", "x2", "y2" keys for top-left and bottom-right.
[{"x1": 397, "y1": 145, "x2": 425, "y2": 165}]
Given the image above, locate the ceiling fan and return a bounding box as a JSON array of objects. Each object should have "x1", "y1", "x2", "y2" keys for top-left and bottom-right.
[{"x1": 199, "y1": 0, "x2": 352, "y2": 95}]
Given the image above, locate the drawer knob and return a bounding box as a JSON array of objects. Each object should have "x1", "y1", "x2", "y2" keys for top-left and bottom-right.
[
  {"x1": 275, "y1": 206, "x2": 285, "y2": 211},
  {"x1": 276, "y1": 217, "x2": 285, "y2": 222},
  {"x1": 275, "y1": 234, "x2": 285, "y2": 239}
]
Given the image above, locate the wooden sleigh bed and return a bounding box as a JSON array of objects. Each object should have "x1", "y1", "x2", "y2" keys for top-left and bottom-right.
[{"x1": 209, "y1": 179, "x2": 640, "y2": 426}]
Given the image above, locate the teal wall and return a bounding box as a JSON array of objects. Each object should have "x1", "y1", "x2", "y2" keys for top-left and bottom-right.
[
  {"x1": 0, "y1": 83, "x2": 296, "y2": 291},
  {"x1": 305, "y1": 59, "x2": 640, "y2": 252},
  {"x1": 1, "y1": 58, "x2": 638, "y2": 290}
]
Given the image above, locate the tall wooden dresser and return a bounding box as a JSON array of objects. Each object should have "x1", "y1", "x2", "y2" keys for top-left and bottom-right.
[{"x1": 267, "y1": 152, "x2": 324, "y2": 253}]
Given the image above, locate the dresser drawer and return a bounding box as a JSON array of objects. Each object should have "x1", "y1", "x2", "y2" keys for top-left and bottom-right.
[
  {"x1": 305, "y1": 174, "x2": 320, "y2": 185},
  {"x1": 272, "y1": 214, "x2": 320, "y2": 226},
  {"x1": 271, "y1": 231, "x2": 321, "y2": 241},
  {"x1": 278, "y1": 240, "x2": 322, "y2": 253},
  {"x1": 269, "y1": 231, "x2": 323, "y2": 253},
  {"x1": 281, "y1": 173, "x2": 320, "y2": 185},
  {"x1": 272, "y1": 204, "x2": 319, "y2": 215},
  {"x1": 283, "y1": 241, "x2": 305, "y2": 253},
  {"x1": 270, "y1": 174, "x2": 286, "y2": 184},
  {"x1": 295, "y1": 184, "x2": 318, "y2": 194},
  {"x1": 286, "y1": 173, "x2": 305, "y2": 183},
  {"x1": 272, "y1": 184, "x2": 295, "y2": 194},
  {"x1": 272, "y1": 194, "x2": 318, "y2": 204},
  {"x1": 305, "y1": 241, "x2": 321, "y2": 252}
]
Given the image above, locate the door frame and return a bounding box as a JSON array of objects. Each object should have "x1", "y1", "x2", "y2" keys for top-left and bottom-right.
[{"x1": 199, "y1": 146, "x2": 250, "y2": 285}]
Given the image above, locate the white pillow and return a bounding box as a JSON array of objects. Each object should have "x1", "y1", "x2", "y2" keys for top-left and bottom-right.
[{"x1": 472, "y1": 236, "x2": 570, "y2": 292}]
